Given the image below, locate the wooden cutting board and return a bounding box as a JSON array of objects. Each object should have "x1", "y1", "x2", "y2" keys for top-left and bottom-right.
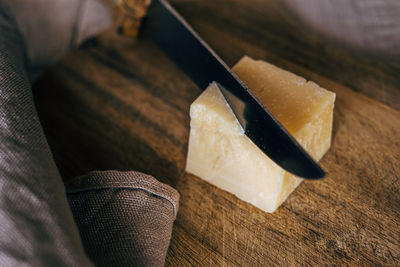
[{"x1": 34, "y1": 0, "x2": 400, "y2": 265}]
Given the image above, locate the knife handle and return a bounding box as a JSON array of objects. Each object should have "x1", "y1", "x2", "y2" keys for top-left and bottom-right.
[{"x1": 102, "y1": 0, "x2": 152, "y2": 37}]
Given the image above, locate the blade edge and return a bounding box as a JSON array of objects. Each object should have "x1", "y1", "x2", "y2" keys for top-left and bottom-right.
[{"x1": 142, "y1": 0, "x2": 325, "y2": 179}]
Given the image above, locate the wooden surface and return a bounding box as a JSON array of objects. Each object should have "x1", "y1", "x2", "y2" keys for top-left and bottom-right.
[
  {"x1": 34, "y1": 0, "x2": 400, "y2": 265},
  {"x1": 167, "y1": 0, "x2": 400, "y2": 110}
]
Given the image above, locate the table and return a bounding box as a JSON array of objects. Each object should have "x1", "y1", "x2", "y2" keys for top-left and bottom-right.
[{"x1": 34, "y1": 0, "x2": 400, "y2": 265}]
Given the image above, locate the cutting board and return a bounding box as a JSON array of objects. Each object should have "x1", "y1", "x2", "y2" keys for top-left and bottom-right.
[{"x1": 34, "y1": 0, "x2": 400, "y2": 265}]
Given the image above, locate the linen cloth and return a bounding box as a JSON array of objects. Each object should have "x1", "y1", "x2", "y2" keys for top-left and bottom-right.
[
  {"x1": 67, "y1": 171, "x2": 179, "y2": 267},
  {"x1": 2, "y1": 0, "x2": 397, "y2": 266},
  {"x1": 0, "y1": 0, "x2": 179, "y2": 266}
]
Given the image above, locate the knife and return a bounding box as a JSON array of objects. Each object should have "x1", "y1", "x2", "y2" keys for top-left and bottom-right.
[{"x1": 111, "y1": 0, "x2": 325, "y2": 179}]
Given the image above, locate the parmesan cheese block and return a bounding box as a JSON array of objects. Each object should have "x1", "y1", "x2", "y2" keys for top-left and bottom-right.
[{"x1": 185, "y1": 56, "x2": 335, "y2": 213}]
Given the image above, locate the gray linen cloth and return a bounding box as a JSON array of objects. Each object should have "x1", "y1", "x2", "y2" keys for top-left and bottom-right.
[{"x1": 0, "y1": 0, "x2": 179, "y2": 266}]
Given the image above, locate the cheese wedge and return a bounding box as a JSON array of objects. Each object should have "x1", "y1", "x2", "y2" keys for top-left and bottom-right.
[{"x1": 185, "y1": 56, "x2": 335, "y2": 213}]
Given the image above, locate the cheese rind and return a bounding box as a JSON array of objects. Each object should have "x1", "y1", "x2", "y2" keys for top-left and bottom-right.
[{"x1": 186, "y1": 56, "x2": 335, "y2": 213}]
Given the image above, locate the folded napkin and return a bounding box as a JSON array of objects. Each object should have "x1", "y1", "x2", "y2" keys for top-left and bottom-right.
[
  {"x1": 67, "y1": 171, "x2": 179, "y2": 267},
  {"x1": 0, "y1": 0, "x2": 179, "y2": 266}
]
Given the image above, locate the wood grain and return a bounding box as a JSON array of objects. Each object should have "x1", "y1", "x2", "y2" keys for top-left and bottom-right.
[
  {"x1": 169, "y1": 0, "x2": 400, "y2": 110},
  {"x1": 34, "y1": 0, "x2": 400, "y2": 265}
]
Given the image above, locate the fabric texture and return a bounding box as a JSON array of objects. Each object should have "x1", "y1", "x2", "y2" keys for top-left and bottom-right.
[
  {"x1": 283, "y1": 0, "x2": 400, "y2": 59},
  {"x1": 1, "y1": 0, "x2": 397, "y2": 266},
  {"x1": 0, "y1": 6, "x2": 93, "y2": 267},
  {"x1": 67, "y1": 171, "x2": 179, "y2": 267},
  {"x1": 0, "y1": 0, "x2": 179, "y2": 266},
  {"x1": 2, "y1": 0, "x2": 112, "y2": 81}
]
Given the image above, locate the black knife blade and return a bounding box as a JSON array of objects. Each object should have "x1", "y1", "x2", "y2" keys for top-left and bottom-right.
[{"x1": 141, "y1": 0, "x2": 325, "y2": 179}]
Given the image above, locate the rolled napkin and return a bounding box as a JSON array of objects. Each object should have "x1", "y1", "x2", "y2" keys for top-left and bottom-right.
[
  {"x1": 0, "y1": 6, "x2": 93, "y2": 266},
  {"x1": 0, "y1": 0, "x2": 179, "y2": 266}
]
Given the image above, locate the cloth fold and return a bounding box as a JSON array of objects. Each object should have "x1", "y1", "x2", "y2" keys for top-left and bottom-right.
[
  {"x1": 67, "y1": 171, "x2": 179, "y2": 267},
  {"x1": 0, "y1": 0, "x2": 179, "y2": 266},
  {"x1": 0, "y1": 6, "x2": 93, "y2": 267}
]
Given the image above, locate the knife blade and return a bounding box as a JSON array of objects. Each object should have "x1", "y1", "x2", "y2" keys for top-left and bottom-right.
[{"x1": 140, "y1": 0, "x2": 325, "y2": 179}]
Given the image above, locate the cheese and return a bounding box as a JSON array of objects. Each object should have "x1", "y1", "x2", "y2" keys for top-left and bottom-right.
[{"x1": 185, "y1": 56, "x2": 335, "y2": 213}]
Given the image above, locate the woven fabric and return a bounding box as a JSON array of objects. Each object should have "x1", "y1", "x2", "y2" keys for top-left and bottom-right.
[
  {"x1": 283, "y1": 0, "x2": 400, "y2": 58},
  {"x1": 0, "y1": 1, "x2": 179, "y2": 266},
  {"x1": 67, "y1": 171, "x2": 179, "y2": 267},
  {"x1": 2, "y1": 0, "x2": 111, "y2": 81},
  {"x1": 0, "y1": 7, "x2": 93, "y2": 267}
]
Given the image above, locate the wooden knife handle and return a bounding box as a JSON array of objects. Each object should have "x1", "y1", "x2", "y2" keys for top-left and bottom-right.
[{"x1": 102, "y1": 0, "x2": 152, "y2": 37}]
